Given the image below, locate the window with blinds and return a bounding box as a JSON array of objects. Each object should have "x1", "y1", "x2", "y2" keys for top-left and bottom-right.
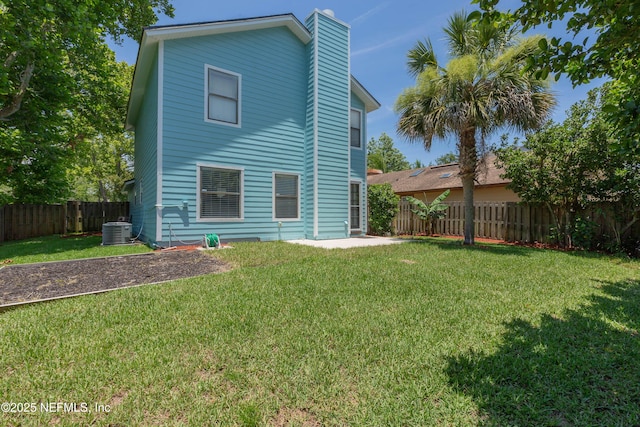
[
  {"x1": 206, "y1": 66, "x2": 240, "y2": 126},
  {"x1": 199, "y1": 166, "x2": 242, "y2": 219},
  {"x1": 274, "y1": 173, "x2": 299, "y2": 220},
  {"x1": 350, "y1": 109, "x2": 362, "y2": 148},
  {"x1": 350, "y1": 182, "x2": 361, "y2": 230}
]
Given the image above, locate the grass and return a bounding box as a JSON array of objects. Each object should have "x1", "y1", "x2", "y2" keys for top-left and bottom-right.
[
  {"x1": 1, "y1": 237, "x2": 639, "y2": 425},
  {"x1": 0, "y1": 234, "x2": 152, "y2": 265}
]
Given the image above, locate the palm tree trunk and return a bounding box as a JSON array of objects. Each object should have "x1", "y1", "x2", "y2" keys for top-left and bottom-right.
[
  {"x1": 459, "y1": 127, "x2": 477, "y2": 245},
  {"x1": 462, "y1": 174, "x2": 475, "y2": 245}
]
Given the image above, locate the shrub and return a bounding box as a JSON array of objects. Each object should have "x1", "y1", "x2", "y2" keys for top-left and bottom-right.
[
  {"x1": 368, "y1": 183, "x2": 399, "y2": 235},
  {"x1": 405, "y1": 190, "x2": 450, "y2": 235},
  {"x1": 571, "y1": 215, "x2": 598, "y2": 250}
]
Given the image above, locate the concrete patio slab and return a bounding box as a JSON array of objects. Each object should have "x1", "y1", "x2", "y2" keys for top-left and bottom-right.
[{"x1": 288, "y1": 236, "x2": 407, "y2": 249}]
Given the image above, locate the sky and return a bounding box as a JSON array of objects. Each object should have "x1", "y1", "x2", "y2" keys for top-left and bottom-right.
[{"x1": 111, "y1": 0, "x2": 605, "y2": 166}]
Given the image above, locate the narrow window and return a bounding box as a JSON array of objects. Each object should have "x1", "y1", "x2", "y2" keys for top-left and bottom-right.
[
  {"x1": 350, "y1": 182, "x2": 361, "y2": 230},
  {"x1": 274, "y1": 173, "x2": 299, "y2": 220},
  {"x1": 199, "y1": 166, "x2": 242, "y2": 219},
  {"x1": 206, "y1": 67, "x2": 240, "y2": 126},
  {"x1": 350, "y1": 109, "x2": 362, "y2": 148}
]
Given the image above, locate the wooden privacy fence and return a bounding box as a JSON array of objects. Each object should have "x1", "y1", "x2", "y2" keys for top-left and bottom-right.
[
  {"x1": 0, "y1": 201, "x2": 129, "y2": 242},
  {"x1": 67, "y1": 201, "x2": 130, "y2": 233},
  {"x1": 394, "y1": 199, "x2": 555, "y2": 242}
]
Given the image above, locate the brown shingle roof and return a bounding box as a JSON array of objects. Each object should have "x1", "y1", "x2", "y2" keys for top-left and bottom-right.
[{"x1": 367, "y1": 156, "x2": 510, "y2": 195}]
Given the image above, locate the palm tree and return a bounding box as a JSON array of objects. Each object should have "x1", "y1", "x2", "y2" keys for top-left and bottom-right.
[
  {"x1": 395, "y1": 12, "x2": 555, "y2": 244},
  {"x1": 367, "y1": 152, "x2": 389, "y2": 173}
]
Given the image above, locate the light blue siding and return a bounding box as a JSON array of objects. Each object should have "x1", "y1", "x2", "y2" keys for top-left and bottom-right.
[
  {"x1": 128, "y1": 13, "x2": 376, "y2": 244},
  {"x1": 306, "y1": 11, "x2": 351, "y2": 239},
  {"x1": 350, "y1": 93, "x2": 367, "y2": 234},
  {"x1": 131, "y1": 52, "x2": 159, "y2": 244},
  {"x1": 304, "y1": 17, "x2": 316, "y2": 239},
  {"x1": 159, "y1": 27, "x2": 308, "y2": 243}
]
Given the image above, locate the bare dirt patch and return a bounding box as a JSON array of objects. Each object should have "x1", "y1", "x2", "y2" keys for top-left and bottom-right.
[
  {"x1": 270, "y1": 407, "x2": 321, "y2": 427},
  {"x1": 0, "y1": 250, "x2": 230, "y2": 306}
]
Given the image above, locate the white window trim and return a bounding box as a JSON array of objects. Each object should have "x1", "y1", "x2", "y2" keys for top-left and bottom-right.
[
  {"x1": 350, "y1": 108, "x2": 363, "y2": 150},
  {"x1": 272, "y1": 172, "x2": 301, "y2": 222},
  {"x1": 350, "y1": 180, "x2": 363, "y2": 232},
  {"x1": 204, "y1": 64, "x2": 242, "y2": 128},
  {"x1": 196, "y1": 163, "x2": 245, "y2": 222}
]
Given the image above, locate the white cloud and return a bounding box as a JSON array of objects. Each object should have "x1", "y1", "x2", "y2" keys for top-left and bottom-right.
[
  {"x1": 350, "y1": 2, "x2": 390, "y2": 26},
  {"x1": 351, "y1": 27, "x2": 425, "y2": 57}
]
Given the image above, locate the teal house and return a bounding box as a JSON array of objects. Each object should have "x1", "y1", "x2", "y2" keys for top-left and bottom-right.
[{"x1": 125, "y1": 9, "x2": 380, "y2": 246}]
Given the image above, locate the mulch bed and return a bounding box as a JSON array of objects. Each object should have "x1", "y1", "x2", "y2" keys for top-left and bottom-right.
[{"x1": 0, "y1": 250, "x2": 230, "y2": 306}]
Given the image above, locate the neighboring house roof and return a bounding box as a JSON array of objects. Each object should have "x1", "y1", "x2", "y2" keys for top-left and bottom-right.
[
  {"x1": 126, "y1": 11, "x2": 380, "y2": 130},
  {"x1": 367, "y1": 157, "x2": 510, "y2": 195}
]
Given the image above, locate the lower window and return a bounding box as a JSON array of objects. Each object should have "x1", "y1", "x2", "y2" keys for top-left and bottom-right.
[
  {"x1": 199, "y1": 166, "x2": 243, "y2": 220},
  {"x1": 350, "y1": 182, "x2": 361, "y2": 230},
  {"x1": 274, "y1": 173, "x2": 299, "y2": 220}
]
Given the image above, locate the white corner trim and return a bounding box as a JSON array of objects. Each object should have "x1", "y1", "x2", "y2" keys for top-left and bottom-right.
[
  {"x1": 348, "y1": 28, "x2": 352, "y2": 231},
  {"x1": 156, "y1": 40, "x2": 164, "y2": 243},
  {"x1": 313, "y1": 13, "x2": 319, "y2": 239}
]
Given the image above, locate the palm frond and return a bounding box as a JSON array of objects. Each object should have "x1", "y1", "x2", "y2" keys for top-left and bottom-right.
[
  {"x1": 407, "y1": 39, "x2": 438, "y2": 77},
  {"x1": 396, "y1": 10, "x2": 555, "y2": 160},
  {"x1": 444, "y1": 11, "x2": 473, "y2": 56}
]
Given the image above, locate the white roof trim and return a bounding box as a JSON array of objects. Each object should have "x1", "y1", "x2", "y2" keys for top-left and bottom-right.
[
  {"x1": 145, "y1": 15, "x2": 312, "y2": 45},
  {"x1": 351, "y1": 76, "x2": 381, "y2": 113}
]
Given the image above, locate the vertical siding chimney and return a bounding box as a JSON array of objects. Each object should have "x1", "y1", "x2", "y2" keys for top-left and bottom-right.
[{"x1": 304, "y1": 10, "x2": 350, "y2": 239}]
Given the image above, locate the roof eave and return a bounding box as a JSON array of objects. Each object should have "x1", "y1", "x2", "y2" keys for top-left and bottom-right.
[
  {"x1": 144, "y1": 14, "x2": 311, "y2": 44},
  {"x1": 351, "y1": 76, "x2": 381, "y2": 113}
]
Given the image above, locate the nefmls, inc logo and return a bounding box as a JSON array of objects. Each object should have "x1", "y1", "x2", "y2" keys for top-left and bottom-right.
[{"x1": 41, "y1": 402, "x2": 89, "y2": 413}]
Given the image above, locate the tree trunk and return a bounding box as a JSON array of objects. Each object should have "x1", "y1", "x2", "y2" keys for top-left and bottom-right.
[
  {"x1": 459, "y1": 127, "x2": 477, "y2": 245},
  {"x1": 545, "y1": 202, "x2": 562, "y2": 245},
  {"x1": 462, "y1": 174, "x2": 475, "y2": 245},
  {"x1": 99, "y1": 181, "x2": 108, "y2": 204},
  {"x1": 0, "y1": 62, "x2": 35, "y2": 119}
]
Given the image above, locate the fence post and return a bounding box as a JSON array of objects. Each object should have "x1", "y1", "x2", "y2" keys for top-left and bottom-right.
[
  {"x1": 523, "y1": 204, "x2": 531, "y2": 242},
  {"x1": 0, "y1": 205, "x2": 4, "y2": 243},
  {"x1": 67, "y1": 201, "x2": 82, "y2": 233}
]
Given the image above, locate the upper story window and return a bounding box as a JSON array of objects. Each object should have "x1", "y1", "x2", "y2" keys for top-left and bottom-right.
[
  {"x1": 350, "y1": 108, "x2": 362, "y2": 148},
  {"x1": 206, "y1": 65, "x2": 241, "y2": 127}
]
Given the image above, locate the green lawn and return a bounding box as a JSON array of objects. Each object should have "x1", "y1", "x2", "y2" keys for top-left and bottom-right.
[
  {"x1": 0, "y1": 235, "x2": 152, "y2": 265},
  {"x1": 1, "y1": 238, "x2": 639, "y2": 426}
]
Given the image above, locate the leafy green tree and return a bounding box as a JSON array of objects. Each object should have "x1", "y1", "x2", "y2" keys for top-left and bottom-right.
[
  {"x1": 435, "y1": 152, "x2": 458, "y2": 165},
  {"x1": 368, "y1": 183, "x2": 400, "y2": 235},
  {"x1": 69, "y1": 61, "x2": 135, "y2": 202},
  {"x1": 395, "y1": 11, "x2": 555, "y2": 245},
  {"x1": 367, "y1": 133, "x2": 410, "y2": 172},
  {"x1": 412, "y1": 160, "x2": 425, "y2": 169},
  {"x1": 496, "y1": 85, "x2": 640, "y2": 249},
  {"x1": 0, "y1": 0, "x2": 173, "y2": 203},
  {"x1": 472, "y1": 0, "x2": 640, "y2": 154},
  {"x1": 603, "y1": 60, "x2": 640, "y2": 155},
  {"x1": 405, "y1": 190, "x2": 450, "y2": 235}
]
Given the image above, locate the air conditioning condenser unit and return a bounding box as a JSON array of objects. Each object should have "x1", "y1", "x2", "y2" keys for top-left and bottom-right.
[{"x1": 102, "y1": 222, "x2": 132, "y2": 245}]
